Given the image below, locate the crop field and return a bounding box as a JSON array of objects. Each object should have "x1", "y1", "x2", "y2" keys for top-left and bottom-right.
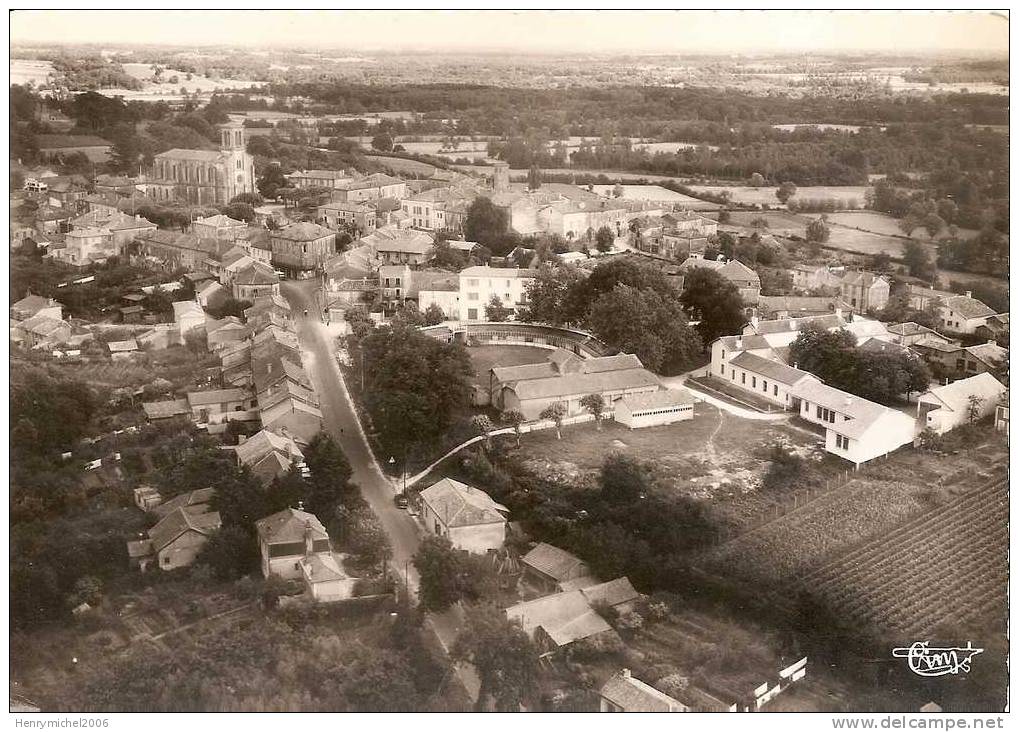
[
  {"x1": 363, "y1": 154, "x2": 437, "y2": 176},
  {"x1": 824, "y1": 211, "x2": 982, "y2": 242},
  {"x1": 686, "y1": 185, "x2": 871, "y2": 208},
  {"x1": 797, "y1": 475, "x2": 1007, "y2": 636}
]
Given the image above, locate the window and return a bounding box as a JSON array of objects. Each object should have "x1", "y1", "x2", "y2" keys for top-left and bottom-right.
[
  {"x1": 967, "y1": 361, "x2": 977, "y2": 371},
  {"x1": 162, "y1": 556, "x2": 170, "y2": 565},
  {"x1": 762, "y1": 380, "x2": 768, "y2": 392},
  {"x1": 504, "y1": 293, "x2": 511, "y2": 301},
  {"x1": 467, "y1": 279, "x2": 479, "y2": 286},
  {"x1": 720, "y1": 365, "x2": 725, "y2": 376},
  {"x1": 816, "y1": 405, "x2": 823, "y2": 419},
  {"x1": 773, "y1": 385, "x2": 779, "y2": 396},
  {"x1": 955, "y1": 358, "x2": 965, "y2": 370},
  {"x1": 835, "y1": 434, "x2": 849, "y2": 451},
  {"x1": 752, "y1": 376, "x2": 757, "y2": 388},
  {"x1": 467, "y1": 292, "x2": 479, "y2": 301},
  {"x1": 236, "y1": 160, "x2": 243, "y2": 170},
  {"x1": 720, "y1": 349, "x2": 726, "y2": 360},
  {"x1": 741, "y1": 372, "x2": 746, "y2": 384}
]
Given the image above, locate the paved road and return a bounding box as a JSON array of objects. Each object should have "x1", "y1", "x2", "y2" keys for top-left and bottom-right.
[{"x1": 281, "y1": 282, "x2": 480, "y2": 704}]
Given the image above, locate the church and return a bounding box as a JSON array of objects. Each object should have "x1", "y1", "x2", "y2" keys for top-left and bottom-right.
[{"x1": 147, "y1": 122, "x2": 255, "y2": 206}]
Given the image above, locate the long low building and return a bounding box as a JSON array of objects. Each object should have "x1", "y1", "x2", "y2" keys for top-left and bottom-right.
[
  {"x1": 614, "y1": 389, "x2": 696, "y2": 429},
  {"x1": 721, "y1": 351, "x2": 821, "y2": 409},
  {"x1": 791, "y1": 380, "x2": 917, "y2": 467},
  {"x1": 916, "y1": 373, "x2": 1006, "y2": 435}
]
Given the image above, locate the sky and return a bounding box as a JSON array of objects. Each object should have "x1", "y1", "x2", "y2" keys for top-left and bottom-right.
[{"x1": 9, "y1": 10, "x2": 1009, "y2": 55}]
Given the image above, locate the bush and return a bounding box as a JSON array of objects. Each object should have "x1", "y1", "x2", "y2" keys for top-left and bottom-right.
[{"x1": 566, "y1": 632, "x2": 626, "y2": 662}]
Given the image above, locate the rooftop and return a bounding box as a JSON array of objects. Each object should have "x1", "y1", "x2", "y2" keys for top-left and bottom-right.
[
  {"x1": 600, "y1": 670, "x2": 688, "y2": 713},
  {"x1": 618, "y1": 388, "x2": 696, "y2": 412},
  {"x1": 728, "y1": 351, "x2": 817, "y2": 386},
  {"x1": 521, "y1": 542, "x2": 587, "y2": 582},
  {"x1": 419, "y1": 478, "x2": 509, "y2": 528},
  {"x1": 255, "y1": 507, "x2": 328, "y2": 544},
  {"x1": 506, "y1": 590, "x2": 613, "y2": 647}
]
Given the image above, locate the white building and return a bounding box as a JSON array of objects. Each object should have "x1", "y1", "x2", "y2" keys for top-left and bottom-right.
[
  {"x1": 614, "y1": 389, "x2": 696, "y2": 429},
  {"x1": 457, "y1": 265, "x2": 537, "y2": 321},
  {"x1": 721, "y1": 351, "x2": 821, "y2": 409},
  {"x1": 916, "y1": 373, "x2": 1006, "y2": 435},
  {"x1": 418, "y1": 478, "x2": 509, "y2": 554},
  {"x1": 791, "y1": 380, "x2": 917, "y2": 467}
]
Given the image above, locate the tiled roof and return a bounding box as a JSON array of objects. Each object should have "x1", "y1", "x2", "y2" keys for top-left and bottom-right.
[
  {"x1": 154, "y1": 148, "x2": 223, "y2": 162},
  {"x1": 509, "y1": 367, "x2": 659, "y2": 401},
  {"x1": 186, "y1": 388, "x2": 248, "y2": 406},
  {"x1": 921, "y1": 373, "x2": 1006, "y2": 414},
  {"x1": 142, "y1": 399, "x2": 189, "y2": 420},
  {"x1": 107, "y1": 339, "x2": 138, "y2": 353},
  {"x1": 274, "y1": 221, "x2": 335, "y2": 241},
  {"x1": 153, "y1": 487, "x2": 216, "y2": 519},
  {"x1": 945, "y1": 295, "x2": 995, "y2": 320},
  {"x1": 791, "y1": 380, "x2": 910, "y2": 440},
  {"x1": 506, "y1": 590, "x2": 612, "y2": 647},
  {"x1": 419, "y1": 478, "x2": 509, "y2": 528},
  {"x1": 148, "y1": 507, "x2": 221, "y2": 553},
  {"x1": 235, "y1": 429, "x2": 303, "y2": 467},
  {"x1": 728, "y1": 351, "x2": 817, "y2": 386},
  {"x1": 255, "y1": 508, "x2": 328, "y2": 544},
  {"x1": 521, "y1": 542, "x2": 587, "y2": 582},
  {"x1": 966, "y1": 342, "x2": 1008, "y2": 365},
  {"x1": 600, "y1": 671, "x2": 687, "y2": 713},
  {"x1": 234, "y1": 262, "x2": 279, "y2": 286},
  {"x1": 580, "y1": 577, "x2": 642, "y2": 609},
  {"x1": 459, "y1": 265, "x2": 538, "y2": 279}
]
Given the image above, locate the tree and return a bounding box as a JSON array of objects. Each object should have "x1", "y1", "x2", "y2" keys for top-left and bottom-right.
[
  {"x1": 501, "y1": 410, "x2": 525, "y2": 447},
  {"x1": 903, "y1": 239, "x2": 936, "y2": 281},
  {"x1": 452, "y1": 604, "x2": 540, "y2": 712},
  {"x1": 303, "y1": 433, "x2": 354, "y2": 517},
  {"x1": 717, "y1": 208, "x2": 731, "y2": 225},
  {"x1": 471, "y1": 414, "x2": 495, "y2": 448},
  {"x1": 922, "y1": 212, "x2": 946, "y2": 239},
  {"x1": 579, "y1": 393, "x2": 607, "y2": 430},
  {"x1": 600, "y1": 453, "x2": 649, "y2": 503},
  {"x1": 872, "y1": 252, "x2": 893, "y2": 272},
  {"x1": 805, "y1": 215, "x2": 831, "y2": 244},
  {"x1": 527, "y1": 164, "x2": 541, "y2": 191},
  {"x1": 788, "y1": 323, "x2": 858, "y2": 387},
  {"x1": 197, "y1": 525, "x2": 258, "y2": 580},
  {"x1": 539, "y1": 402, "x2": 567, "y2": 440},
  {"x1": 257, "y1": 163, "x2": 288, "y2": 200},
  {"x1": 519, "y1": 265, "x2": 586, "y2": 326},
  {"x1": 590, "y1": 284, "x2": 702, "y2": 375},
  {"x1": 594, "y1": 226, "x2": 614, "y2": 253},
  {"x1": 412, "y1": 535, "x2": 490, "y2": 611},
  {"x1": 966, "y1": 395, "x2": 984, "y2": 424},
  {"x1": 484, "y1": 294, "x2": 512, "y2": 322},
  {"x1": 776, "y1": 181, "x2": 798, "y2": 204},
  {"x1": 749, "y1": 172, "x2": 766, "y2": 187},
  {"x1": 749, "y1": 216, "x2": 769, "y2": 230},
  {"x1": 899, "y1": 213, "x2": 923, "y2": 237},
  {"x1": 422, "y1": 303, "x2": 446, "y2": 326},
  {"x1": 371, "y1": 133, "x2": 394, "y2": 152},
  {"x1": 678, "y1": 267, "x2": 746, "y2": 348},
  {"x1": 464, "y1": 197, "x2": 508, "y2": 248}
]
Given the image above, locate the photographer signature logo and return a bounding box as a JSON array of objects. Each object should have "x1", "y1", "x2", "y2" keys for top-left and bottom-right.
[{"x1": 892, "y1": 642, "x2": 984, "y2": 677}]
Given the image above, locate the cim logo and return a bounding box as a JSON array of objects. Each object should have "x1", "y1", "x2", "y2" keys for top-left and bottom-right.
[{"x1": 892, "y1": 642, "x2": 984, "y2": 677}]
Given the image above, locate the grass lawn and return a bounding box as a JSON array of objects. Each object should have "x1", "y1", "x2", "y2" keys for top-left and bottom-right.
[
  {"x1": 688, "y1": 185, "x2": 871, "y2": 208},
  {"x1": 465, "y1": 344, "x2": 552, "y2": 387},
  {"x1": 513, "y1": 403, "x2": 824, "y2": 510}
]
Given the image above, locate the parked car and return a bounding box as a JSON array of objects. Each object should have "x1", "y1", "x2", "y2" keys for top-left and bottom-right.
[{"x1": 393, "y1": 493, "x2": 409, "y2": 509}]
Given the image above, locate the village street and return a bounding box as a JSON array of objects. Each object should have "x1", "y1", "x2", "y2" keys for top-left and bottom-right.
[{"x1": 282, "y1": 281, "x2": 481, "y2": 704}]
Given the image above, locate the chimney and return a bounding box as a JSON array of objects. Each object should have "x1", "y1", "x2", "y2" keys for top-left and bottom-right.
[
  {"x1": 966, "y1": 291, "x2": 972, "y2": 299},
  {"x1": 987, "y1": 339, "x2": 996, "y2": 346},
  {"x1": 621, "y1": 669, "x2": 631, "y2": 679},
  {"x1": 735, "y1": 336, "x2": 743, "y2": 350}
]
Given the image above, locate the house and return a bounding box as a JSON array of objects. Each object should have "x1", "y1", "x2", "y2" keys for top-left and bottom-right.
[
  {"x1": 791, "y1": 380, "x2": 917, "y2": 467},
  {"x1": 147, "y1": 123, "x2": 255, "y2": 205},
  {"x1": 362, "y1": 227, "x2": 435, "y2": 265},
  {"x1": 232, "y1": 262, "x2": 280, "y2": 301},
  {"x1": 255, "y1": 508, "x2": 333, "y2": 580},
  {"x1": 235, "y1": 429, "x2": 305, "y2": 486},
  {"x1": 36, "y1": 134, "x2": 112, "y2": 163},
  {"x1": 493, "y1": 351, "x2": 660, "y2": 421},
  {"x1": 332, "y1": 172, "x2": 407, "y2": 203},
  {"x1": 905, "y1": 284, "x2": 957, "y2": 311},
  {"x1": 185, "y1": 388, "x2": 254, "y2": 425},
  {"x1": 678, "y1": 255, "x2": 761, "y2": 303},
  {"x1": 135, "y1": 230, "x2": 232, "y2": 271},
  {"x1": 299, "y1": 552, "x2": 358, "y2": 602},
  {"x1": 173, "y1": 300, "x2": 206, "y2": 338},
  {"x1": 757, "y1": 295, "x2": 840, "y2": 319},
  {"x1": 258, "y1": 394, "x2": 323, "y2": 445},
  {"x1": 505, "y1": 590, "x2": 614, "y2": 654},
  {"x1": 599, "y1": 669, "x2": 689, "y2": 713},
  {"x1": 790, "y1": 263, "x2": 843, "y2": 292},
  {"x1": 206, "y1": 317, "x2": 250, "y2": 351},
  {"x1": 289, "y1": 169, "x2": 354, "y2": 190},
  {"x1": 520, "y1": 542, "x2": 592, "y2": 592},
  {"x1": 197, "y1": 280, "x2": 230, "y2": 310},
  {"x1": 126, "y1": 506, "x2": 221, "y2": 572},
  {"x1": 936, "y1": 293, "x2": 997, "y2": 334},
  {"x1": 887, "y1": 322, "x2": 954, "y2": 347},
  {"x1": 318, "y1": 200, "x2": 378, "y2": 234},
  {"x1": 415, "y1": 274, "x2": 461, "y2": 320},
  {"x1": 269, "y1": 222, "x2": 337, "y2": 276},
  {"x1": 152, "y1": 487, "x2": 216, "y2": 520},
  {"x1": 719, "y1": 352, "x2": 821, "y2": 409},
  {"x1": 13, "y1": 314, "x2": 72, "y2": 348},
  {"x1": 11, "y1": 294, "x2": 62, "y2": 322},
  {"x1": 975, "y1": 313, "x2": 1009, "y2": 342},
  {"x1": 911, "y1": 338, "x2": 1008, "y2": 380},
  {"x1": 457, "y1": 265, "x2": 537, "y2": 321},
  {"x1": 133, "y1": 485, "x2": 163, "y2": 512},
  {"x1": 839, "y1": 271, "x2": 889, "y2": 313},
  {"x1": 107, "y1": 339, "x2": 139, "y2": 359},
  {"x1": 418, "y1": 478, "x2": 509, "y2": 554},
  {"x1": 916, "y1": 373, "x2": 1006, "y2": 435},
  {"x1": 614, "y1": 389, "x2": 696, "y2": 429},
  {"x1": 399, "y1": 186, "x2": 474, "y2": 230},
  {"x1": 142, "y1": 398, "x2": 190, "y2": 422},
  {"x1": 192, "y1": 214, "x2": 246, "y2": 240},
  {"x1": 578, "y1": 577, "x2": 643, "y2": 614}
]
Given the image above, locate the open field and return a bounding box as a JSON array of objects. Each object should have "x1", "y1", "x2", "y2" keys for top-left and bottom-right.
[
  {"x1": 824, "y1": 211, "x2": 981, "y2": 241},
  {"x1": 590, "y1": 184, "x2": 705, "y2": 203},
  {"x1": 799, "y1": 473, "x2": 1007, "y2": 636},
  {"x1": 515, "y1": 403, "x2": 833, "y2": 516},
  {"x1": 363, "y1": 154, "x2": 438, "y2": 176},
  {"x1": 687, "y1": 185, "x2": 871, "y2": 208}
]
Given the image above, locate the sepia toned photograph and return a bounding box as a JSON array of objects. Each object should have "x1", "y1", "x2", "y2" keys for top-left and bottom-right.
[{"x1": 7, "y1": 9, "x2": 1009, "y2": 718}]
